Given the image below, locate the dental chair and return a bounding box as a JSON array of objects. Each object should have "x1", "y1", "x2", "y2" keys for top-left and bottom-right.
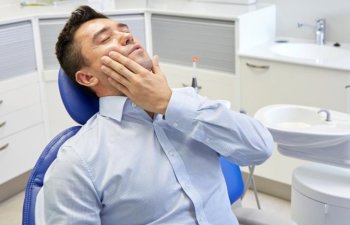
[{"x1": 22, "y1": 69, "x2": 296, "y2": 225}]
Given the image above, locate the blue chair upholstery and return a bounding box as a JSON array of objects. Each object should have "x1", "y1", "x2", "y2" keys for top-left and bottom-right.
[
  {"x1": 58, "y1": 68, "x2": 99, "y2": 124},
  {"x1": 220, "y1": 157, "x2": 244, "y2": 204},
  {"x1": 22, "y1": 68, "x2": 245, "y2": 225}
]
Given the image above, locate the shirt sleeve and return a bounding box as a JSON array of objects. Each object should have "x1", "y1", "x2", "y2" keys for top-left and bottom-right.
[
  {"x1": 164, "y1": 87, "x2": 274, "y2": 166},
  {"x1": 35, "y1": 145, "x2": 101, "y2": 225}
]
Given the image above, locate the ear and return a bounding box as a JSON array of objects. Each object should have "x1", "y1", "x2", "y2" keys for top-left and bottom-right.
[{"x1": 75, "y1": 70, "x2": 98, "y2": 87}]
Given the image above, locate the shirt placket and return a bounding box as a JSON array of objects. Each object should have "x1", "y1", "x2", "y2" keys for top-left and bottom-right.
[{"x1": 153, "y1": 122, "x2": 209, "y2": 225}]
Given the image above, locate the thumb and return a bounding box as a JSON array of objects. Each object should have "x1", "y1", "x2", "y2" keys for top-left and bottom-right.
[{"x1": 151, "y1": 55, "x2": 161, "y2": 74}]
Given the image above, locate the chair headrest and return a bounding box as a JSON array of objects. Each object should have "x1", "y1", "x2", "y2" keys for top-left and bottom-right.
[{"x1": 58, "y1": 68, "x2": 99, "y2": 125}]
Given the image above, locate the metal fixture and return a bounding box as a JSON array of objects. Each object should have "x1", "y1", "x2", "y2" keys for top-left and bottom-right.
[
  {"x1": 318, "y1": 108, "x2": 331, "y2": 121},
  {"x1": 297, "y1": 18, "x2": 326, "y2": 45}
]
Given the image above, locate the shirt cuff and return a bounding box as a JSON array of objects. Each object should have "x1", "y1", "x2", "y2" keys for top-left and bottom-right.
[{"x1": 164, "y1": 87, "x2": 200, "y2": 131}]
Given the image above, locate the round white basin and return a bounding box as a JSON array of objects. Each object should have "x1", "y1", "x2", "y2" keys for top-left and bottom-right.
[
  {"x1": 270, "y1": 43, "x2": 350, "y2": 62},
  {"x1": 255, "y1": 104, "x2": 350, "y2": 168}
]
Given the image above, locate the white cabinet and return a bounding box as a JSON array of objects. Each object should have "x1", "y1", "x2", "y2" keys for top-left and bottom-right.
[
  {"x1": 239, "y1": 57, "x2": 350, "y2": 184},
  {"x1": 0, "y1": 74, "x2": 46, "y2": 185},
  {"x1": 0, "y1": 20, "x2": 46, "y2": 185},
  {"x1": 152, "y1": 15, "x2": 236, "y2": 74}
]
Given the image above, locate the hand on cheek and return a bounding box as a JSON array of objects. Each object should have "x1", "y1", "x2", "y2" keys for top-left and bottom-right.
[{"x1": 101, "y1": 51, "x2": 172, "y2": 114}]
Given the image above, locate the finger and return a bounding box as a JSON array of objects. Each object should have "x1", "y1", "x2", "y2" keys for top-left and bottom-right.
[
  {"x1": 101, "y1": 65, "x2": 130, "y2": 88},
  {"x1": 151, "y1": 55, "x2": 161, "y2": 74},
  {"x1": 107, "y1": 77, "x2": 131, "y2": 97},
  {"x1": 101, "y1": 55, "x2": 134, "y2": 79},
  {"x1": 109, "y1": 51, "x2": 147, "y2": 74}
]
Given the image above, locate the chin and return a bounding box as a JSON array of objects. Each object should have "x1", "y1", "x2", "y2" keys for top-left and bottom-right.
[{"x1": 137, "y1": 58, "x2": 153, "y2": 71}]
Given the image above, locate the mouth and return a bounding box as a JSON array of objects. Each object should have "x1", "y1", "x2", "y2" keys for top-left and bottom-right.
[{"x1": 128, "y1": 44, "x2": 142, "y2": 56}]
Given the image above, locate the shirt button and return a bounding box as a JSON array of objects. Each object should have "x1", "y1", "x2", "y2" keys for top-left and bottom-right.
[
  {"x1": 185, "y1": 183, "x2": 191, "y2": 189},
  {"x1": 169, "y1": 151, "x2": 175, "y2": 157},
  {"x1": 131, "y1": 103, "x2": 136, "y2": 108},
  {"x1": 173, "y1": 122, "x2": 178, "y2": 127},
  {"x1": 205, "y1": 138, "x2": 210, "y2": 143}
]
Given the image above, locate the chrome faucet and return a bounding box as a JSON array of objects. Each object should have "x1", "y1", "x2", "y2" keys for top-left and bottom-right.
[
  {"x1": 318, "y1": 108, "x2": 331, "y2": 122},
  {"x1": 297, "y1": 18, "x2": 326, "y2": 45}
]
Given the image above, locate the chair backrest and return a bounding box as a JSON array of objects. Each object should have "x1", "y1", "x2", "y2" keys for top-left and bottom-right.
[
  {"x1": 58, "y1": 68, "x2": 99, "y2": 124},
  {"x1": 22, "y1": 69, "x2": 100, "y2": 225}
]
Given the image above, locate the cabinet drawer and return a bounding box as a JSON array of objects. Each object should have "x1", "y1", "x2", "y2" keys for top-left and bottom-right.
[
  {"x1": 0, "y1": 104, "x2": 43, "y2": 139},
  {"x1": 0, "y1": 21, "x2": 37, "y2": 80},
  {"x1": 0, "y1": 82, "x2": 41, "y2": 117},
  {"x1": 0, "y1": 124, "x2": 45, "y2": 184}
]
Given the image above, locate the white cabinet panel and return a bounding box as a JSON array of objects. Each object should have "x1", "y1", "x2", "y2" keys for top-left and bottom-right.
[
  {"x1": 0, "y1": 21, "x2": 37, "y2": 80},
  {"x1": 0, "y1": 124, "x2": 45, "y2": 184},
  {"x1": 0, "y1": 104, "x2": 43, "y2": 139},
  {"x1": 0, "y1": 82, "x2": 41, "y2": 117},
  {"x1": 152, "y1": 15, "x2": 235, "y2": 74}
]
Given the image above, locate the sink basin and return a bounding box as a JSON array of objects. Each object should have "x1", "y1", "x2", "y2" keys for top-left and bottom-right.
[
  {"x1": 255, "y1": 104, "x2": 350, "y2": 168},
  {"x1": 270, "y1": 43, "x2": 350, "y2": 62}
]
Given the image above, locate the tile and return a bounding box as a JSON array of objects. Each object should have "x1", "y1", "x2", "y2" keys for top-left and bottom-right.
[{"x1": 0, "y1": 191, "x2": 24, "y2": 225}]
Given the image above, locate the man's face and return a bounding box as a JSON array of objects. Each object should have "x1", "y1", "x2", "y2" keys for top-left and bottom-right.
[{"x1": 74, "y1": 18, "x2": 152, "y2": 91}]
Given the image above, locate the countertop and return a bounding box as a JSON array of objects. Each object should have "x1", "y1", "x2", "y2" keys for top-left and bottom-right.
[
  {"x1": 0, "y1": 0, "x2": 272, "y2": 24},
  {"x1": 239, "y1": 38, "x2": 350, "y2": 72}
]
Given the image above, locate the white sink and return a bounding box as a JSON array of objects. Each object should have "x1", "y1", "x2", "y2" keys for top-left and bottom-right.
[
  {"x1": 255, "y1": 104, "x2": 350, "y2": 168},
  {"x1": 270, "y1": 43, "x2": 350, "y2": 63}
]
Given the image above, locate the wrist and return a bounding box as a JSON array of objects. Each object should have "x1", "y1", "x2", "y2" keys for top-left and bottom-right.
[{"x1": 159, "y1": 89, "x2": 172, "y2": 114}]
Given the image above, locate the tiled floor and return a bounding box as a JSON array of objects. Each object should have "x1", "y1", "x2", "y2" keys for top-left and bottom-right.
[{"x1": 0, "y1": 189, "x2": 291, "y2": 225}]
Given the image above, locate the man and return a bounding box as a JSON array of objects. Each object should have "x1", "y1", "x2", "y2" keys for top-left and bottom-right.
[{"x1": 36, "y1": 5, "x2": 273, "y2": 225}]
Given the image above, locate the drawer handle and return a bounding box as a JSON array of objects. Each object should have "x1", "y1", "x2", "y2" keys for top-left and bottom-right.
[
  {"x1": 246, "y1": 62, "x2": 270, "y2": 70},
  {"x1": 345, "y1": 85, "x2": 350, "y2": 89},
  {"x1": 0, "y1": 100, "x2": 3, "y2": 105},
  {"x1": 0, "y1": 121, "x2": 5, "y2": 128},
  {"x1": 0, "y1": 143, "x2": 9, "y2": 151}
]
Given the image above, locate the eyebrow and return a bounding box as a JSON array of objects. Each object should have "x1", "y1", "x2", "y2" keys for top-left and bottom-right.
[
  {"x1": 117, "y1": 23, "x2": 129, "y2": 30},
  {"x1": 92, "y1": 23, "x2": 130, "y2": 44}
]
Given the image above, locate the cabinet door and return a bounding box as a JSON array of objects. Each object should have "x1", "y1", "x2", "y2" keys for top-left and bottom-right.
[
  {"x1": 240, "y1": 57, "x2": 349, "y2": 115},
  {"x1": 0, "y1": 124, "x2": 45, "y2": 184}
]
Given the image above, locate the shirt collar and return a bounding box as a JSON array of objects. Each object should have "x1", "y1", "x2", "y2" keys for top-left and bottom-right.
[{"x1": 99, "y1": 96, "x2": 128, "y2": 122}]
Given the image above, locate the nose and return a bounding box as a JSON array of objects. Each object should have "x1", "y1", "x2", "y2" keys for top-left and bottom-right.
[{"x1": 119, "y1": 32, "x2": 134, "y2": 46}]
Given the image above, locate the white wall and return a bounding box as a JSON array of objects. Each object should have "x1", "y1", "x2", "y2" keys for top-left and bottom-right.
[{"x1": 258, "y1": 0, "x2": 350, "y2": 44}]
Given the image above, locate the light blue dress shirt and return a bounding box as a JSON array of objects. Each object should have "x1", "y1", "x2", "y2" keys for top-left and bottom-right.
[{"x1": 36, "y1": 87, "x2": 273, "y2": 225}]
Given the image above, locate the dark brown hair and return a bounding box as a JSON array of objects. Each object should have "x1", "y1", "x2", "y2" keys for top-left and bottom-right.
[{"x1": 55, "y1": 5, "x2": 107, "y2": 82}]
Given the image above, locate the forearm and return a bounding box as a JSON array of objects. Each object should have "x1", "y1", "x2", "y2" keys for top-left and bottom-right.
[{"x1": 164, "y1": 88, "x2": 273, "y2": 166}]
